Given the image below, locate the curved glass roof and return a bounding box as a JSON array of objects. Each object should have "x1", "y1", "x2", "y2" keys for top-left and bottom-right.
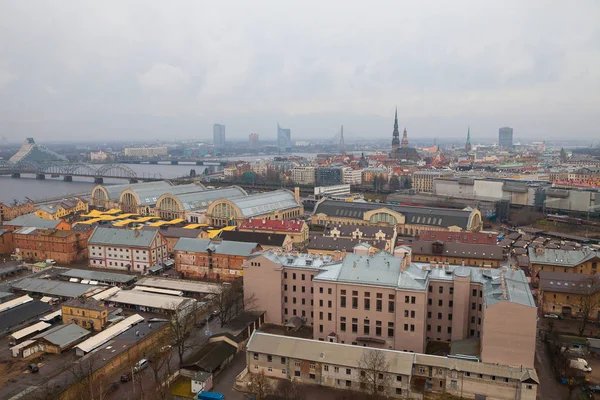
[
  {"x1": 173, "y1": 187, "x2": 247, "y2": 211},
  {"x1": 127, "y1": 183, "x2": 205, "y2": 205},
  {"x1": 95, "y1": 181, "x2": 173, "y2": 200}
]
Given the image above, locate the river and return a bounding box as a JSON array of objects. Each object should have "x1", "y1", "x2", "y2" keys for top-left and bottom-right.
[{"x1": 0, "y1": 153, "x2": 318, "y2": 204}]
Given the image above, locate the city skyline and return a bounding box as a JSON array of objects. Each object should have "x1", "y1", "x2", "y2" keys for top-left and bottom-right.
[{"x1": 0, "y1": 1, "x2": 598, "y2": 141}]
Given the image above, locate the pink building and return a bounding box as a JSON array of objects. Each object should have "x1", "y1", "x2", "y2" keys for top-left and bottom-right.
[{"x1": 243, "y1": 250, "x2": 537, "y2": 368}]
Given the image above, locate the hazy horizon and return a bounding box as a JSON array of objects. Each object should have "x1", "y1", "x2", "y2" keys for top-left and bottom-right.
[{"x1": 1, "y1": 1, "x2": 599, "y2": 141}]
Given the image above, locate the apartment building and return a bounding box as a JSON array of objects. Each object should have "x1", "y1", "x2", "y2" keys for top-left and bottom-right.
[
  {"x1": 412, "y1": 170, "x2": 454, "y2": 193},
  {"x1": 62, "y1": 298, "x2": 109, "y2": 332},
  {"x1": 245, "y1": 332, "x2": 538, "y2": 400},
  {"x1": 123, "y1": 146, "x2": 168, "y2": 158},
  {"x1": 342, "y1": 167, "x2": 362, "y2": 185},
  {"x1": 174, "y1": 237, "x2": 261, "y2": 280},
  {"x1": 290, "y1": 167, "x2": 316, "y2": 185},
  {"x1": 243, "y1": 251, "x2": 537, "y2": 368},
  {"x1": 12, "y1": 227, "x2": 91, "y2": 263},
  {"x1": 528, "y1": 247, "x2": 600, "y2": 278},
  {"x1": 87, "y1": 227, "x2": 168, "y2": 273}
]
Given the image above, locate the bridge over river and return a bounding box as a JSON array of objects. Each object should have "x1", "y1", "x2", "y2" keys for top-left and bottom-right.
[{"x1": 0, "y1": 161, "x2": 161, "y2": 183}]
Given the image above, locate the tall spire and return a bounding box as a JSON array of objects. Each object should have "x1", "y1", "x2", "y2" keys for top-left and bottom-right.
[
  {"x1": 465, "y1": 126, "x2": 472, "y2": 152},
  {"x1": 401, "y1": 128, "x2": 409, "y2": 148},
  {"x1": 391, "y1": 107, "x2": 400, "y2": 148}
]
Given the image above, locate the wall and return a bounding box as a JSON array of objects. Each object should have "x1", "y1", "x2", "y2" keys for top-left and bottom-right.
[
  {"x1": 481, "y1": 302, "x2": 537, "y2": 368},
  {"x1": 0, "y1": 231, "x2": 14, "y2": 255},
  {"x1": 242, "y1": 257, "x2": 283, "y2": 325}
]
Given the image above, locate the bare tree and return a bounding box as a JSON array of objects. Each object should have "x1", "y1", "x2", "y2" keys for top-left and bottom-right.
[
  {"x1": 214, "y1": 279, "x2": 256, "y2": 327},
  {"x1": 248, "y1": 370, "x2": 273, "y2": 400},
  {"x1": 147, "y1": 344, "x2": 175, "y2": 400},
  {"x1": 577, "y1": 275, "x2": 600, "y2": 337},
  {"x1": 274, "y1": 379, "x2": 306, "y2": 400},
  {"x1": 66, "y1": 353, "x2": 110, "y2": 400},
  {"x1": 167, "y1": 301, "x2": 201, "y2": 365},
  {"x1": 358, "y1": 349, "x2": 391, "y2": 397}
]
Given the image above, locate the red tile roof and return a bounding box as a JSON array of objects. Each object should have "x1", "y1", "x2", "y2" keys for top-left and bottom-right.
[
  {"x1": 239, "y1": 218, "x2": 305, "y2": 233},
  {"x1": 418, "y1": 230, "x2": 498, "y2": 245}
]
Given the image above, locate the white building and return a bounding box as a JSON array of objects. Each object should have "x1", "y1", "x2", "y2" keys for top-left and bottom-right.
[
  {"x1": 314, "y1": 184, "x2": 351, "y2": 199},
  {"x1": 87, "y1": 227, "x2": 168, "y2": 274},
  {"x1": 123, "y1": 147, "x2": 168, "y2": 158},
  {"x1": 291, "y1": 167, "x2": 316, "y2": 185},
  {"x1": 90, "y1": 151, "x2": 108, "y2": 162},
  {"x1": 342, "y1": 167, "x2": 362, "y2": 185}
]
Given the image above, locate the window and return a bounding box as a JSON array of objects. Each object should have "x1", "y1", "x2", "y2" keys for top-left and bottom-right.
[
  {"x1": 352, "y1": 296, "x2": 358, "y2": 309},
  {"x1": 376, "y1": 299, "x2": 382, "y2": 312},
  {"x1": 448, "y1": 327, "x2": 452, "y2": 334},
  {"x1": 364, "y1": 325, "x2": 370, "y2": 335},
  {"x1": 405, "y1": 296, "x2": 410, "y2": 303},
  {"x1": 324, "y1": 365, "x2": 329, "y2": 371},
  {"x1": 293, "y1": 273, "x2": 296, "y2": 279},
  {"x1": 450, "y1": 380, "x2": 457, "y2": 389},
  {"x1": 319, "y1": 312, "x2": 323, "y2": 320},
  {"x1": 428, "y1": 285, "x2": 432, "y2": 293},
  {"x1": 319, "y1": 299, "x2": 323, "y2": 307},
  {"x1": 396, "y1": 388, "x2": 402, "y2": 395},
  {"x1": 346, "y1": 380, "x2": 351, "y2": 387},
  {"x1": 438, "y1": 299, "x2": 443, "y2": 306},
  {"x1": 253, "y1": 353, "x2": 259, "y2": 360},
  {"x1": 268, "y1": 367, "x2": 273, "y2": 372},
  {"x1": 472, "y1": 289, "x2": 477, "y2": 296},
  {"x1": 449, "y1": 300, "x2": 453, "y2": 307},
  {"x1": 346, "y1": 368, "x2": 351, "y2": 375},
  {"x1": 428, "y1": 299, "x2": 432, "y2": 306},
  {"x1": 388, "y1": 322, "x2": 394, "y2": 337},
  {"x1": 302, "y1": 274, "x2": 305, "y2": 280},
  {"x1": 404, "y1": 324, "x2": 408, "y2": 331},
  {"x1": 319, "y1": 287, "x2": 324, "y2": 294},
  {"x1": 267, "y1": 355, "x2": 272, "y2": 362},
  {"x1": 471, "y1": 302, "x2": 476, "y2": 310},
  {"x1": 334, "y1": 367, "x2": 339, "y2": 373},
  {"x1": 365, "y1": 291, "x2": 370, "y2": 298},
  {"x1": 293, "y1": 297, "x2": 296, "y2": 304},
  {"x1": 396, "y1": 375, "x2": 402, "y2": 382},
  {"x1": 439, "y1": 286, "x2": 444, "y2": 294},
  {"x1": 448, "y1": 314, "x2": 453, "y2": 321},
  {"x1": 309, "y1": 373, "x2": 316, "y2": 379},
  {"x1": 411, "y1": 310, "x2": 415, "y2": 318},
  {"x1": 293, "y1": 285, "x2": 296, "y2": 292},
  {"x1": 301, "y1": 286, "x2": 305, "y2": 293},
  {"x1": 328, "y1": 288, "x2": 332, "y2": 295},
  {"x1": 295, "y1": 370, "x2": 300, "y2": 377},
  {"x1": 449, "y1": 286, "x2": 454, "y2": 295},
  {"x1": 437, "y1": 326, "x2": 441, "y2": 333},
  {"x1": 410, "y1": 324, "x2": 415, "y2": 332},
  {"x1": 341, "y1": 296, "x2": 346, "y2": 308},
  {"x1": 404, "y1": 310, "x2": 409, "y2": 318},
  {"x1": 340, "y1": 317, "x2": 346, "y2": 332},
  {"x1": 427, "y1": 324, "x2": 431, "y2": 331},
  {"x1": 352, "y1": 318, "x2": 358, "y2": 333},
  {"x1": 328, "y1": 300, "x2": 332, "y2": 308},
  {"x1": 310, "y1": 362, "x2": 316, "y2": 369},
  {"x1": 427, "y1": 311, "x2": 432, "y2": 318},
  {"x1": 295, "y1": 361, "x2": 301, "y2": 367},
  {"x1": 364, "y1": 298, "x2": 370, "y2": 310},
  {"x1": 411, "y1": 296, "x2": 416, "y2": 304},
  {"x1": 328, "y1": 313, "x2": 332, "y2": 321},
  {"x1": 388, "y1": 301, "x2": 394, "y2": 312},
  {"x1": 281, "y1": 357, "x2": 286, "y2": 364}
]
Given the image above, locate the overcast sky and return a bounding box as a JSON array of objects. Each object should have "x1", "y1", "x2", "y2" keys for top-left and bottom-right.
[{"x1": 0, "y1": 1, "x2": 599, "y2": 143}]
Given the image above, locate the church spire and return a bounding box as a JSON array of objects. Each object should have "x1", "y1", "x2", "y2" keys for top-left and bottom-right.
[
  {"x1": 391, "y1": 107, "x2": 400, "y2": 148},
  {"x1": 465, "y1": 126, "x2": 472, "y2": 152},
  {"x1": 401, "y1": 128, "x2": 409, "y2": 148}
]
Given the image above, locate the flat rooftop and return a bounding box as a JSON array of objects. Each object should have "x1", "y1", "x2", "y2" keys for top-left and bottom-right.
[
  {"x1": 135, "y1": 277, "x2": 221, "y2": 295},
  {"x1": 9, "y1": 277, "x2": 103, "y2": 298},
  {"x1": 0, "y1": 301, "x2": 53, "y2": 334},
  {"x1": 60, "y1": 269, "x2": 137, "y2": 284}
]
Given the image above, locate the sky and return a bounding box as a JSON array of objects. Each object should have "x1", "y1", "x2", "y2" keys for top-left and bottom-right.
[{"x1": 0, "y1": 1, "x2": 599, "y2": 143}]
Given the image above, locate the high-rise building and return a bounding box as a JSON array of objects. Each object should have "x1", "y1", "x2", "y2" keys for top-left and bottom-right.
[
  {"x1": 277, "y1": 124, "x2": 292, "y2": 152},
  {"x1": 499, "y1": 127, "x2": 513, "y2": 149},
  {"x1": 213, "y1": 124, "x2": 226, "y2": 148},
  {"x1": 249, "y1": 132, "x2": 259, "y2": 149}
]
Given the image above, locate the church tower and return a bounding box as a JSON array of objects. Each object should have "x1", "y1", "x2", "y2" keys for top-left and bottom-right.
[
  {"x1": 391, "y1": 108, "x2": 400, "y2": 154},
  {"x1": 465, "y1": 126, "x2": 472, "y2": 152},
  {"x1": 401, "y1": 128, "x2": 409, "y2": 148}
]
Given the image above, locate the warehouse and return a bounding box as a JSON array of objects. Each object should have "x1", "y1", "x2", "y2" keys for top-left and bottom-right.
[
  {"x1": 106, "y1": 289, "x2": 196, "y2": 314},
  {"x1": 75, "y1": 314, "x2": 145, "y2": 356},
  {"x1": 59, "y1": 269, "x2": 136, "y2": 286},
  {"x1": 33, "y1": 324, "x2": 90, "y2": 353},
  {"x1": 135, "y1": 276, "x2": 221, "y2": 297},
  {"x1": 9, "y1": 277, "x2": 104, "y2": 299}
]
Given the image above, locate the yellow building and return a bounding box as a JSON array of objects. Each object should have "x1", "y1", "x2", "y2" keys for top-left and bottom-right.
[
  {"x1": 35, "y1": 198, "x2": 89, "y2": 220},
  {"x1": 539, "y1": 271, "x2": 600, "y2": 319},
  {"x1": 528, "y1": 247, "x2": 600, "y2": 278},
  {"x1": 62, "y1": 298, "x2": 109, "y2": 332}
]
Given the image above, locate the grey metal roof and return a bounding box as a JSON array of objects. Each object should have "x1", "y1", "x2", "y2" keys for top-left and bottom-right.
[
  {"x1": 98, "y1": 181, "x2": 173, "y2": 200},
  {"x1": 308, "y1": 236, "x2": 387, "y2": 252},
  {"x1": 128, "y1": 183, "x2": 206, "y2": 205},
  {"x1": 60, "y1": 269, "x2": 136, "y2": 284},
  {"x1": 173, "y1": 187, "x2": 247, "y2": 211},
  {"x1": 228, "y1": 190, "x2": 299, "y2": 217},
  {"x1": 313, "y1": 200, "x2": 473, "y2": 229},
  {"x1": 255, "y1": 251, "x2": 335, "y2": 270},
  {"x1": 174, "y1": 237, "x2": 259, "y2": 256},
  {"x1": 63, "y1": 297, "x2": 108, "y2": 311},
  {"x1": 88, "y1": 226, "x2": 159, "y2": 248},
  {"x1": 4, "y1": 213, "x2": 63, "y2": 229},
  {"x1": 538, "y1": 270, "x2": 598, "y2": 294},
  {"x1": 0, "y1": 301, "x2": 53, "y2": 333},
  {"x1": 32, "y1": 323, "x2": 90, "y2": 348},
  {"x1": 10, "y1": 277, "x2": 101, "y2": 298},
  {"x1": 528, "y1": 247, "x2": 600, "y2": 267}
]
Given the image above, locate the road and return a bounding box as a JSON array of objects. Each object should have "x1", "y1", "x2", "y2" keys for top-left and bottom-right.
[
  {"x1": 212, "y1": 352, "x2": 247, "y2": 399},
  {"x1": 535, "y1": 334, "x2": 569, "y2": 400}
]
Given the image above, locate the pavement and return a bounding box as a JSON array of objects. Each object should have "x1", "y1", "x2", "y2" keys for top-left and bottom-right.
[{"x1": 535, "y1": 334, "x2": 569, "y2": 400}]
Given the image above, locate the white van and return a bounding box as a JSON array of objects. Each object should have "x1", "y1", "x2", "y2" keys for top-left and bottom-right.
[{"x1": 134, "y1": 359, "x2": 148, "y2": 373}]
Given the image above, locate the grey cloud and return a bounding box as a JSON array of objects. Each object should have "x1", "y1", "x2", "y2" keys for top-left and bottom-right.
[{"x1": 0, "y1": 0, "x2": 598, "y2": 141}]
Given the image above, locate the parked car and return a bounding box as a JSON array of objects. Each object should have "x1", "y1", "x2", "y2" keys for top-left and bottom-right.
[
  {"x1": 544, "y1": 314, "x2": 560, "y2": 319},
  {"x1": 28, "y1": 364, "x2": 39, "y2": 373},
  {"x1": 120, "y1": 372, "x2": 132, "y2": 382},
  {"x1": 590, "y1": 385, "x2": 600, "y2": 393},
  {"x1": 133, "y1": 359, "x2": 148, "y2": 373}
]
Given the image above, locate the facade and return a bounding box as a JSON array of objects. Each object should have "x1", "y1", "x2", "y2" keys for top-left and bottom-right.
[
  {"x1": 248, "y1": 132, "x2": 259, "y2": 149},
  {"x1": 89, "y1": 150, "x2": 108, "y2": 162},
  {"x1": 141, "y1": 226, "x2": 204, "y2": 255},
  {"x1": 243, "y1": 251, "x2": 537, "y2": 368},
  {"x1": 419, "y1": 230, "x2": 499, "y2": 245},
  {"x1": 238, "y1": 218, "x2": 309, "y2": 246},
  {"x1": 277, "y1": 124, "x2": 292, "y2": 152},
  {"x1": 314, "y1": 184, "x2": 351, "y2": 200},
  {"x1": 410, "y1": 240, "x2": 504, "y2": 267},
  {"x1": 499, "y1": 127, "x2": 513, "y2": 149},
  {"x1": 312, "y1": 199, "x2": 483, "y2": 235},
  {"x1": 539, "y1": 271, "x2": 600, "y2": 319},
  {"x1": 315, "y1": 167, "x2": 343, "y2": 186},
  {"x1": 174, "y1": 237, "x2": 261, "y2": 280},
  {"x1": 290, "y1": 167, "x2": 316, "y2": 185},
  {"x1": 206, "y1": 190, "x2": 303, "y2": 227},
  {"x1": 90, "y1": 181, "x2": 174, "y2": 209},
  {"x1": 528, "y1": 247, "x2": 600, "y2": 278},
  {"x1": 87, "y1": 226, "x2": 168, "y2": 273},
  {"x1": 342, "y1": 167, "x2": 362, "y2": 185},
  {"x1": 390, "y1": 110, "x2": 420, "y2": 161},
  {"x1": 119, "y1": 182, "x2": 205, "y2": 214},
  {"x1": 62, "y1": 298, "x2": 109, "y2": 332},
  {"x1": 245, "y1": 332, "x2": 539, "y2": 400},
  {"x1": 12, "y1": 227, "x2": 91, "y2": 263},
  {"x1": 0, "y1": 199, "x2": 35, "y2": 223},
  {"x1": 123, "y1": 146, "x2": 168, "y2": 158},
  {"x1": 323, "y1": 224, "x2": 397, "y2": 253},
  {"x1": 213, "y1": 124, "x2": 226, "y2": 148},
  {"x1": 34, "y1": 198, "x2": 88, "y2": 220},
  {"x1": 308, "y1": 236, "x2": 387, "y2": 256},
  {"x1": 412, "y1": 170, "x2": 454, "y2": 193}
]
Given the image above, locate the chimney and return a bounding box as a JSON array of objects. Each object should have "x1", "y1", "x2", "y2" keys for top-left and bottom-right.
[{"x1": 294, "y1": 187, "x2": 300, "y2": 204}]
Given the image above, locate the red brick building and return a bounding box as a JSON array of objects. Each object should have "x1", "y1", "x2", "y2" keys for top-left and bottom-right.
[
  {"x1": 238, "y1": 219, "x2": 309, "y2": 246},
  {"x1": 0, "y1": 229, "x2": 13, "y2": 255},
  {"x1": 13, "y1": 227, "x2": 92, "y2": 263},
  {"x1": 0, "y1": 199, "x2": 35, "y2": 223},
  {"x1": 174, "y1": 238, "x2": 261, "y2": 280},
  {"x1": 418, "y1": 230, "x2": 498, "y2": 245}
]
